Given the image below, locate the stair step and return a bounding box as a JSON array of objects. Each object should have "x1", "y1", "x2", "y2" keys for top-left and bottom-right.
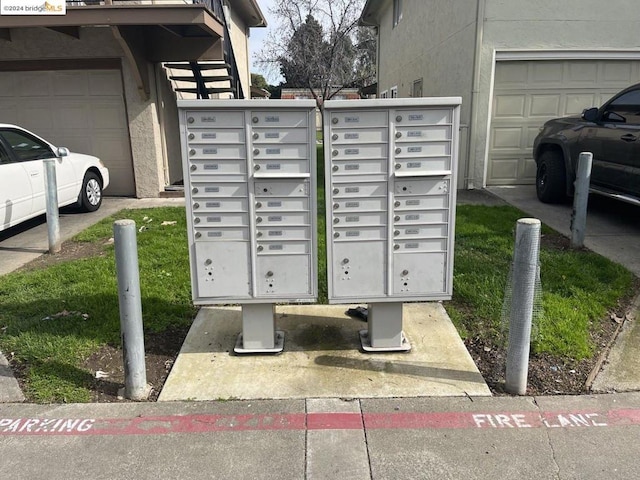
[
  {"x1": 175, "y1": 87, "x2": 236, "y2": 94},
  {"x1": 165, "y1": 62, "x2": 230, "y2": 71},
  {"x1": 169, "y1": 75, "x2": 232, "y2": 82}
]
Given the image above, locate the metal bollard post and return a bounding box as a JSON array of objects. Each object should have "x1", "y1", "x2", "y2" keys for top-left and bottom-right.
[
  {"x1": 43, "y1": 158, "x2": 61, "y2": 254},
  {"x1": 114, "y1": 219, "x2": 149, "y2": 401},
  {"x1": 570, "y1": 152, "x2": 593, "y2": 249},
  {"x1": 505, "y1": 218, "x2": 541, "y2": 395}
]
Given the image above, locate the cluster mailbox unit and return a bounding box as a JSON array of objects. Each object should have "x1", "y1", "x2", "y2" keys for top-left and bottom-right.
[
  {"x1": 178, "y1": 100, "x2": 318, "y2": 353},
  {"x1": 323, "y1": 98, "x2": 461, "y2": 351}
]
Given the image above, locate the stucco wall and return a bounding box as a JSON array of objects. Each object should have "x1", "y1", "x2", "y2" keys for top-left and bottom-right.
[
  {"x1": 469, "y1": 0, "x2": 640, "y2": 187},
  {"x1": 229, "y1": 7, "x2": 251, "y2": 99},
  {"x1": 376, "y1": 0, "x2": 478, "y2": 187},
  {"x1": 0, "y1": 27, "x2": 165, "y2": 197}
]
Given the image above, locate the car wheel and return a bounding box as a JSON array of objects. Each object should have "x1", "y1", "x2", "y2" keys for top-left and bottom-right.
[
  {"x1": 536, "y1": 151, "x2": 566, "y2": 203},
  {"x1": 78, "y1": 172, "x2": 103, "y2": 212}
]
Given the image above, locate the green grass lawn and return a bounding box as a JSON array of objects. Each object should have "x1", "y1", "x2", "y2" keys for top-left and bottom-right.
[{"x1": 0, "y1": 182, "x2": 634, "y2": 402}]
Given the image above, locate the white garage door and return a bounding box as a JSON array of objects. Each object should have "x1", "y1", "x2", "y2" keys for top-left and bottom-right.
[
  {"x1": 0, "y1": 69, "x2": 134, "y2": 196},
  {"x1": 488, "y1": 60, "x2": 640, "y2": 185}
]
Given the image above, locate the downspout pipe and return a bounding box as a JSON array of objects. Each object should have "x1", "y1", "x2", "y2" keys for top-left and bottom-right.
[{"x1": 466, "y1": 0, "x2": 486, "y2": 190}]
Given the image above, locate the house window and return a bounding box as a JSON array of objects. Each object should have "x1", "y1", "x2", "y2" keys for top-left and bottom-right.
[
  {"x1": 390, "y1": 86, "x2": 398, "y2": 98},
  {"x1": 393, "y1": 0, "x2": 403, "y2": 27},
  {"x1": 380, "y1": 90, "x2": 388, "y2": 98},
  {"x1": 412, "y1": 79, "x2": 423, "y2": 98}
]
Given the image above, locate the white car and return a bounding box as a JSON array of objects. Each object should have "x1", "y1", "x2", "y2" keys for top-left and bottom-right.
[{"x1": 0, "y1": 124, "x2": 110, "y2": 232}]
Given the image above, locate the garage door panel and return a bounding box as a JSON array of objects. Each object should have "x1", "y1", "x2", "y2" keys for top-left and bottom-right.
[
  {"x1": 0, "y1": 69, "x2": 134, "y2": 196},
  {"x1": 489, "y1": 59, "x2": 640, "y2": 185}
]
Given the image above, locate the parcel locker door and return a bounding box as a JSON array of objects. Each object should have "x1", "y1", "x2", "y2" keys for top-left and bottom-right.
[
  {"x1": 392, "y1": 253, "x2": 446, "y2": 295},
  {"x1": 331, "y1": 241, "x2": 386, "y2": 299},
  {"x1": 256, "y1": 254, "x2": 311, "y2": 297},
  {"x1": 194, "y1": 242, "x2": 251, "y2": 298}
]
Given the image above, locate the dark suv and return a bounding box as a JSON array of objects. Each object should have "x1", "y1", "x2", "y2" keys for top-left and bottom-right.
[{"x1": 533, "y1": 83, "x2": 640, "y2": 205}]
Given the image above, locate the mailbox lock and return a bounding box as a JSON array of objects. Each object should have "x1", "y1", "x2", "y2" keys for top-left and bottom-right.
[
  {"x1": 257, "y1": 245, "x2": 264, "y2": 252},
  {"x1": 190, "y1": 164, "x2": 197, "y2": 171},
  {"x1": 195, "y1": 232, "x2": 202, "y2": 239},
  {"x1": 332, "y1": 149, "x2": 338, "y2": 156},
  {"x1": 192, "y1": 187, "x2": 199, "y2": 194},
  {"x1": 254, "y1": 164, "x2": 261, "y2": 171},
  {"x1": 396, "y1": 115, "x2": 403, "y2": 122},
  {"x1": 256, "y1": 202, "x2": 262, "y2": 208},
  {"x1": 333, "y1": 203, "x2": 339, "y2": 210},
  {"x1": 257, "y1": 231, "x2": 263, "y2": 237},
  {"x1": 333, "y1": 188, "x2": 339, "y2": 194},
  {"x1": 189, "y1": 149, "x2": 196, "y2": 156},
  {"x1": 395, "y1": 131, "x2": 402, "y2": 139},
  {"x1": 394, "y1": 230, "x2": 400, "y2": 236},
  {"x1": 253, "y1": 133, "x2": 259, "y2": 140},
  {"x1": 394, "y1": 201, "x2": 401, "y2": 207},
  {"x1": 253, "y1": 148, "x2": 260, "y2": 155},
  {"x1": 394, "y1": 215, "x2": 401, "y2": 221},
  {"x1": 332, "y1": 134, "x2": 338, "y2": 141},
  {"x1": 256, "y1": 217, "x2": 263, "y2": 223},
  {"x1": 332, "y1": 117, "x2": 339, "y2": 124},
  {"x1": 342, "y1": 258, "x2": 350, "y2": 265},
  {"x1": 187, "y1": 117, "x2": 194, "y2": 124},
  {"x1": 188, "y1": 133, "x2": 195, "y2": 140},
  {"x1": 266, "y1": 271, "x2": 274, "y2": 277},
  {"x1": 334, "y1": 232, "x2": 340, "y2": 238},
  {"x1": 332, "y1": 165, "x2": 339, "y2": 172},
  {"x1": 333, "y1": 218, "x2": 340, "y2": 224},
  {"x1": 395, "y1": 147, "x2": 402, "y2": 154},
  {"x1": 252, "y1": 116, "x2": 259, "y2": 123},
  {"x1": 193, "y1": 202, "x2": 200, "y2": 209},
  {"x1": 394, "y1": 244, "x2": 400, "y2": 250},
  {"x1": 194, "y1": 217, "x2": 201, "y2": 224},
  {"x1": 395, "y1": 163, "x2": 402, "y2": 169},
  {"x1": 402, "y1": 270, "x2": 409, "y2": 276},
  {"x1": 205, "y1": 259, "x2": 212, "y2": 266}
]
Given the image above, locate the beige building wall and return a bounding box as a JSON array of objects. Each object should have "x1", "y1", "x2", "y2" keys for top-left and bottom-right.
[{"x1": 228, "y1": 6, "x2": 252, "y2": 99}]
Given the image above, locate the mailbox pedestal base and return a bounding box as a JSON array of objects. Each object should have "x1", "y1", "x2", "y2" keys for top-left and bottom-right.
[
  {"x1": 234, "y1": 303, "x2": 284, "y2": 354},
  {"x1": 359, "y1": 302, "x2": 411, "y2": 352}
]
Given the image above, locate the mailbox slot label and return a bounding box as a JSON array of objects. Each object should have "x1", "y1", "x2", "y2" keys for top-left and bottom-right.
[{"x1": 345, "y1": 133, "x2": 360, "y2": 139}]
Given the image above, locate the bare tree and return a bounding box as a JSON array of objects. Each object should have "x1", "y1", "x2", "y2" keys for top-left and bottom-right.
[{"x1": 257, "y1": 0, "x2": 373, "y2": 109}]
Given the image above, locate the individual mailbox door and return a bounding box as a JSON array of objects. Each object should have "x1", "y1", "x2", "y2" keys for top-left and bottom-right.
[{"x1": 180, "y1": 100, "x2": 317, "y2": 305}]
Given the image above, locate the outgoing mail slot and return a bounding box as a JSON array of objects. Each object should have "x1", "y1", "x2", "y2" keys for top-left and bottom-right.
[
  {"x1": 394, "y1": 109, "x2": 451, "y2": 125},
  {"x1": 191, "y1": 182, "x2": 247, "y2": 198},
  {"x1": 256, "y1": 255, "x2": 311, "y2": 297},
  {"x1": 332, "y1": 144, "x2": 387, "y2": 160},
  {"x1": 251, "y1": 111, "x2": 308, "y2": 127},
  {"x1": 331, "y1": 127, "x2": 387, "y2": 144},
  {"x1": 330, "y1": 110, "x2": 388, "y2": 128},
  {"x1": 395, "y1": 210, "x2": 449, "y2": 224},
  {"x1": 333, "y1": 226, "x2": 386, "y2": 241},
  {"x1": 393, "y1": 238, "x2": 447, "y2": 253},
  {"x1": 393, "y1": 195, "x2": 449, "y2": 210},
  {"x1": 253, "y1": 159, "x2": 309, "y2": 175},
  {"x1": 257, "y1": 211, "x2": 310, "y2": 225},
  {"x1": 186, "y1": 111, "x2": 244, "y2": 128},
  {"x1": 190, "y1": 159, "x2": 247, "y2": 176},
  {"x1": 194, "y1": 212, "x2": 249, "y2": 227},
  {"x1": 332, "y1": 182, "x2": 387, "y2": 198},
  {"x1": 194, "y1": 227, "x2": 249, "y2": 241},
  {"x1": 393, "y1": 141, "x2": 450, "y2": 158},
  {"x1": 256, "y1": 241, "x2": 310, "y2": 255},
  {"x1": 393, "y1": 224, "x2": 448, "y2": 239},
  {"x1": 333, "y1": 211, "x2": 386, "y2": 226},
  {"x1": 197, "y1": 197, "x2": 247, "y2": 212},
  {"x1": 333, "y1": 197, "x2": 386, "y2": 212},
  {"x1": 254, "y1": 180, "x2": 309, "y2": 197},
  {"x1": 257, "y1": 226, "x2": 311, "y2": 241},
  {"x1": 190, "y1": 145, "x2": 245, "y2": 160},
  {"x1": 188, "y1": 128, "x2": 245, "y2": 144},
  {"x1": 332, "y1": 159, "x2": 386, "y2": 175},
  {"x1": 255, "y1": 197, "x2": 309, "y2": 212},
  {"x1": 395, "y1": 125, "x2": 452, "y2": 142},
  {"x1": 252, "y1": 127, "x2": 309, "y2": 144},
  {"x1": 394, "y1": 178, "x2": 450, "y2": 196}
]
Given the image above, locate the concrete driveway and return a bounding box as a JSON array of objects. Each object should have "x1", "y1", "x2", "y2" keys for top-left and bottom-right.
[{"x1": 487, "y1": 185, "x2": 640, "y2": 277}]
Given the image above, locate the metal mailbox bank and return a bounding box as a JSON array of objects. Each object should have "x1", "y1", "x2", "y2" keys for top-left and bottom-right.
[
  {"x1": 323, "y1": 98, "x2": 461, "y2": 351},
  {"x1": 179, "y1": 100, "x2": 318, "y2": 353}
]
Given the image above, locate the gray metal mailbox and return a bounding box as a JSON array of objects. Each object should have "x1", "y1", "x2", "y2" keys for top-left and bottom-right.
[
  {"x1": 324, "y1": 98, "x2": 461, "y2": 351},
  {"x1": 179, "y1": 100, "x2": 318, "y2": 353}
]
